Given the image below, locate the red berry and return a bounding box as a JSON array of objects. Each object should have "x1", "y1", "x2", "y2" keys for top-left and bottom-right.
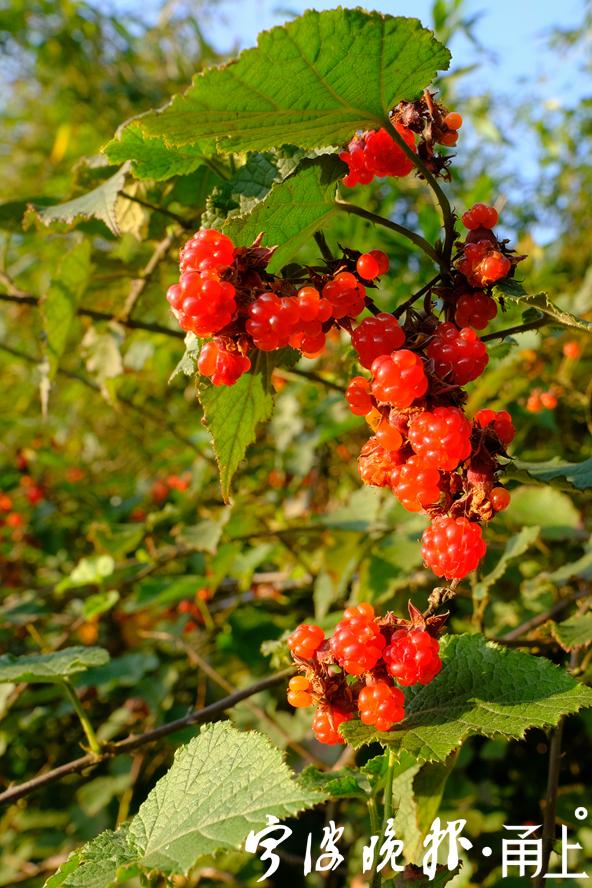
[
  {"x1": 288, "y1": 624, "x2": 325, "y2": 660},
  {"x1": 322, "y1": 273, "x2": 366, "y2": 319},
  {"x1": 526, "y1": 391, "x2": 543, "y2": 413},
  {"x1": 455, "y1": 291, "x2": 498, "y2": 330},
  {"x1": 330, "y1": 603, "x2": 385, "y2": 675},
  {"x1": 421, "y1": 516, "x2": 486, "y2": 579},
  {"x1": 312, "y1": 707, "x2": 351, "y2": 744},
  {"x1": 427, "y1": 324, "x2": 488, "y2": 386},
  {"x1": 490, "y1": 487, "x2": 511, "y2": 511},
  {"x1": 356, "y1": 250, "x2": 389, "y2": 280},
  {"x1": 390, "y1": 455, "x2": 441, "y2": 512},
  {"x1": 540, "y1": 390, "x2": 558, "y2": 409},
  {"x1": 358, "y1": 437, "x2": 404, "y2": 488},
  {"x1": 246, "y1": 292, "x2": 300, "y2": 351},
  {"x1": 375, "y1": 419, "x2": 403, "y2": 452},
  {"x1": 439, "y1": 131, "x2": 458, "y2": 147},
  {"x1": 478, "y1": 253, "x2": 511, "y2": 284},
  {"x1": 443, "y1": 112, "x2": 463, "y2": 131},
  {"x1": 384, "y1": 629, "x2": 442, "y2": 686},
  {"x1": 197, "y1": 340, "x2": 251, "y2": 386},
  {"x1": 346, "y1": 377, "x2": 373, "y2": 416},
  {"x1": 340, "y1": 125, "x2": 416, "y2": 186},
  {"x1": 408, "y1": 406, "x2": 472, "y2": 471},
  {"x1": 474, "y1": 409, "x2": 515, "y2": 446},
  {"x1": 179, "y1": 228, "x2": 235, "y2": 273},
  {"x1": 358, "y1": 680, "x2": 405, "y2": 731},
  {"x1": 461, "y1": 204, "x2": 499, "y2": 231},
  {"x1": 563, "y1": 340, "x2": 581, "y2": 360},
  {"x1": 371, "y1": 349, "x2": 428, "y2": 407},
  {"x1": 0, "y1": 494, "x2": 13, "y2": 512},
  {"x1": 456, "y1": 240, "x2": 511, "y2": 288},
  {"x1": 352, "y1": 313, "x2": 405, "y2": 369}
]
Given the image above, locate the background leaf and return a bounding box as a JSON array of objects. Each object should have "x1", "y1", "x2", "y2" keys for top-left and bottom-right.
[{"x1": 0, "y1": 647, "x2": 110, "y2": 683}]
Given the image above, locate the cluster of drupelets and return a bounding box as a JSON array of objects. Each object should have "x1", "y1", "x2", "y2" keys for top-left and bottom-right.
[{"x1": 285, "y1": 603, "x2": 444, "y2": 744}]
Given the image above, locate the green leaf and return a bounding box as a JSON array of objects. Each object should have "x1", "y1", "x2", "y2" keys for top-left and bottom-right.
[
  {"x1": 41, "y1": 238, "x2": 91, "y2": 385},
  {"x1": 169, "y1": 332, "x2": 200, "y2": 381},
  {"x1": 127, "y1": 722, "x2": 324, "y2": 874},
  {"x1": 199, "y1": 356, "x2": 275, "y2": 501},
  {"x1": 552, "y1": 613, "x2": 592, "y2": 651},
  {"x1": 177, "y1": 512, "x2": 231, "y2": 554},
  {"x1": 498, "y1": 290, "x2": 592, "y2": 333},
  {"x1": 82, "y1": 590, "x2": 120, "y2": 620},
  {"x1": 57, "y1": 555, "x2": 115, "y2": 592},
  {"x1": 104, "y1": 122, "x2": 205, "y2": 181},
  {"x1": 28, "y1": 165, "x2": 129, "y2": 235},
  {"x1": 0, "y1": 646, "x2": 109, "y2": 684},
  {"x1": 299, "y1": 765, "x2": 370, "y2": 799},
  {"x1": 226, "y1": 157, "x2": 342, "y2": 271},
  {"x1": 390, "y1": 865, "x2": 460, "y2": 887},
  {"x1": 504, "y1": 486, "x2": 581, "y2": 540},
  {"x1": 473, "y1": 526, "x2": 540, "y2": 601},
  {"x1": 509, "y1": 456, "x2": 592, "y2": 492},
  {"x1": 43, "y1": 827, "x2": 138, "y2": 888},
  {"x1": 392, "y1": 756, "x2": 457, "y2": 865},
  {"x1": 341, "y1": 634, "x2": 592, "y2": 760},
  {"x1": 107, "y1": 11, "x2": 450, "y2": 157}
]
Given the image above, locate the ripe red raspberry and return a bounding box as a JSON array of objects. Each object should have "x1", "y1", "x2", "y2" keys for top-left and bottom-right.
[
  {"x1": 443, "y1": 112, "x2": 463, "y2": 131},
  {"x1": 540, "y1": 390, "x2": 558, "y2": 409},
  {"x1": 427, "y1": 323, "x2": 488, "y2": 386},
  {"x1": 330, "y1": 603, "x2": 386, "y2": 675},
  {"x1": 371, "y1": 350, "x2": 428, "y2": 407},
  {"x1": 346, "y1": 377, "x2": 373, "y2": 416},
  {"x1": 457, "y1": 241, "x2": 511, "y2": 287},
  {"x1": 474, "y1": 408, "x2": 515, "y2": 445},
  {"x1": 439, "y1": 131, "x2": 458, "y2": 147},
  {"x1": 454, "y1": 291, "x2": 498, "y2": 330},
  {"x1": 287, "y1": 623, "x2": 325, "y2": 660},
  {"x1": 461, "y1": 203, "x2": 499, "y2": 231},
  {"x1": 408, "y1": 406, "x2": 472, "y2": 471},
  {"x1": 384, "y1": 629, "x2": 442, "y2": 686},
  {"x1": 197, "y1": 340, "x2": 251, "y2": 386},
  {"x1": 356, "y1": 250, "x2": 389, "y2": 280},
  {"x1": 478, "y1": 253, "x2": 511, "y2": 285},
  {"x1": 375, "y1": 419, "x2": 403, "y2": 452},
  {"x1": 287, "y1": 676, "x2": 313, "y2": 708},
  {"x1": 246, "y1": 292, "x2": 300, "y2": 350},
  {"x1": 340, "y1": 124, "x2": 416, "y2": 186},
  {"x1": 358, "y1": 437, "x2": 404, "y2": 487},
  {"x1": 563, "y1": 340, "x2": 581, "y2": 359},
  {"x1": 490, "y1": 487, "x2": 511, "y2": 511},
  {"x1": 179, "y1": 228, "x2": 235, "y2": 273},
  {"x1": 352, "y1": 313, "x2": 405, "y2": 369},
  {"x1": 322, "y1": 272, "x2": 366, "y2": 319},
  {"x1": 421, "y1": 516, "x2": 487, "y2": 579},
  {"x1": 312, "y1": 707, "x2": 352, "y2": 744},
  {"x1": 167, "y1": 275, "x2": 237, "y2": 336},
  {"x1": 358, "y1": 681, "x2": 405, "y2": 731},
  {"x1": 294, "y1": 286, "x2": 332, "y2": 323},
  {"x1": 390, "y1": 456, "x2": 441, "y2": 512}
]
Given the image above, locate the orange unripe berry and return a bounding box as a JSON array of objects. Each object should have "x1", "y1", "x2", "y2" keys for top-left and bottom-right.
[
  {"x1": 440, "y1": 131, "x2": 458, "y2": 146},
  {"x1": 288, "y1": 675, "x2": 311, "y2": 692},
  {"x1": 540, "y1": 391, "x2": 558, "y2": 410},
  {"x1": 443, "y1": 112, "x2": 463, "y2": 131},
  {"x1": 563, "y1": 340, "x2": 581, "y2": 360}
]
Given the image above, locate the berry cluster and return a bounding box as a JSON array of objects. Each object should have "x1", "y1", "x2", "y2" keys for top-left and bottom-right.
[
  {"x1": 166, "y1": 230, "x2": 391, "y2": 384},
  {"x1": 342, "y1": 204, "x2": 521, "y2": 579},
  {"x1": 286, "y1": 603, "x2": 444, "y2": 744},
  {"x1": 339, "y1": 123, "x2": 416, "y2": 187}
]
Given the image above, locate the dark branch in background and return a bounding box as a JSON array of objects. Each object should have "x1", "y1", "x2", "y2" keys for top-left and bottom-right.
[
  {"x1": 119, "y1": 192, "x2": 192, "y2": 229},
  {"x1": 0, "y1": 342, "x2": 201, "y2": 453},
  {"x1": 481, "y1": 316, "x2": 549, "y2": 342},
  {"x1": 501, "y1": 588, "x2": 590, "y2": 641},
  {"x1": 0, "y1": 292, "x2": 185, "y2": 340},
  {"x1": 117, "y1": 233, "x2": 175, "y2": 322},
  {"x1": 0, "y1": 669, "x2": 294, "y2": 807}
]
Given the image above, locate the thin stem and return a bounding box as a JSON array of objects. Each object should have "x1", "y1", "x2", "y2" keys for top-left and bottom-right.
[
  {"x1": 481, "y1": 316, "x2": 549, "y2": 342},
  {"x1": 119, "y1": 192, "x2": 191, "y2": 228},
  {"x1": 394, "y1": 274, "x2": 441, "y2": 319},
  {"x1": 60, "y1": 679, "x2": 102, "y2": 756},
  {"x1": 384, "y1": 118, "x2": 456, "y2": 268},
  {"x1": 502, "y1": 589, "x2": 589, "y2": 641},
  {"x1": 368, "y1": 797, "x2": 380, "y2": 836},
  {"x1": 383, "y1": 747, "x2": 397, "y2": 825},
  {"x1": 534, "y1": 719, "x2": 565, "y2": 888},
  {"x1": 335, "y1": 200, "x2": 443, "y2": 269},
  {"x1": 0, "y1": 669, "x2": 294, "y2": 807}
]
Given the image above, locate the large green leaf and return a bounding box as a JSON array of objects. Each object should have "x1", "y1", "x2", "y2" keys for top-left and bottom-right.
[
  {"x1": 104, "y1": 122, "x2": 205, "y2": 181},
  {"x1": 106, "y1": 10, "x2": 450, "y2": 162},
  {"x1": 508, "y1": 456, "x2": 592, "y2": 492},
  {"x1": 341, "y1": 634, "x2": 592, "y2": 760},
  {"x1": 199, "y1": 356, "x2": 276, "y2": 501},
  {"x1": 225, "y1": 157, "x2": 342, "y2": 271},
  {"x1": 41, "y1": 238, "x2": 91, "y2": 385},
  {"x1": 496, "y1": 288, "x2": 592, "y2": 333},
  {"x1": 44, "y1": 828, "x2": 138, "y2": 888},
  {"x1": 26, "y1": 165, "x2": 128, "y2": 235},
  {"x1": 552, "y1": 613, "x2": 592, "y2": 651},
  {"x1": 0, "y1": 646, "x2": 109, "y2": 683},
  {"x1": 473, "y1": 526, "x2": 540, "y2": 601},
  {"x1": 128, "y1": 722, "x2": 324, "y2": 874}
]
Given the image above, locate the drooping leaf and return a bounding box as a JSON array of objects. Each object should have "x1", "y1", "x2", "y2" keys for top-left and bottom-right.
[
  {"x1": 341, "y1": 634, "x2": 592, "y2": 760},
  {"x1": 82, "y1": 590, "x2": 120, "y2": 621},
  {"x1": 0, "y1": 646, "x2": 109, "y2": 684},
  {"x1": 41, "y1": 238, "x2": 91, "y2": 386},
  {"x1": 497, "y1": 289, "x2": 592, "y2": 333},
  {"x1": 199, "y1": 356, "x2": 276, "y2": 501},
  {"x1": 508, "y1": 456, "x2": 592, "y2": 492},
  {"x1": 552, "y1": 613, "x2": 592, "y2": 651},
  {"x1": 225, "y1": 157, "x2": 342, "y2": 271},
  {"x1": 27, "y1": 165, "x2": 129, "y2": 235},
  {"x1": 392, "y1": 756, "x2": 457, "y2": 864},
  {"x1": 503, "y1": 486, "x2": 581, "y2": 540},
  {"x1": 106, "y1": 11, "x2": 450, "y2": 160},
  {"x1": 127, "y1": 722, "x2": 325, "y2": 874},
  {"x1": 104, "y1": 122, "x2": 205, "y2": 181},
  {"x1": 43, "y1": 827, "x2": 138, "y2": 888},
  {"x1": 473, "y1": 526, "x2": 540, "y2": 600}
]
